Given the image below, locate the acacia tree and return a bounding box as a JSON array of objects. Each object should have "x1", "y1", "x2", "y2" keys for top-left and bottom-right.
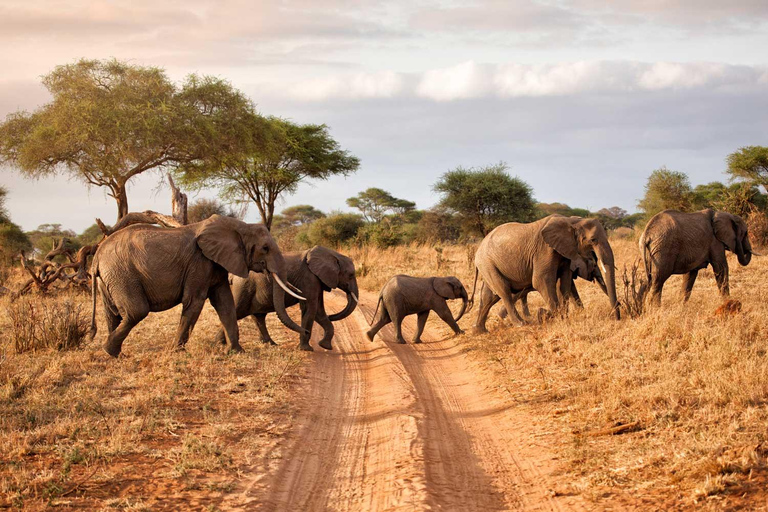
[
  {"x1": 637, "y1": 167, "x2": 693, "y2": 217},
  {"x1": 181, "y1": 116, "x2": 359, "y2": 230},
  {"x1": 346, "y1": 188, "x2": 415, "y2": 222},
  {"x1": 0, "y1": 187, "x2": 31, "y2": 265},
  {"x1": 434, "y1": 163, "x2": 536, "y2": 236},
  {"x1": 727, "y1": 146, "x2": 768, "y2": 193},
  {"x1": 0, "y1": 59, "x2": 254, "y2": 221}
]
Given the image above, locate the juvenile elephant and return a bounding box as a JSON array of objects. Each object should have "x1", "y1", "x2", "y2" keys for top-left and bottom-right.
[
  {"x1": 640, "y1": 209, "x2": 758, "y2": 304},
  {"x1": 470, "y1": 215, "x2": 619, "y2": 333},
  {"x1": 498, "y1": 251, "x2": 608, "y2": 321},
  {"x1": 89, "y1": 215, "x2": 306, "y2": 357},
  {"x1": 366, "y1": 275, "x2": 468, "y2": 344},
  {"x1": 216, "y1": 246, "x2": 359, "y2": 351}
]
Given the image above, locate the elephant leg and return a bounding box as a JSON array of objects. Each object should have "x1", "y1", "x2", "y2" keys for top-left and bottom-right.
[
  {"x1": 711, "y1": 253, "x2": 730, "y2": 297},
  {"x1": 413, "y1": 311, "x2": 429, "y2": 343},
  {"x1": 366, "y1": 308, "x2": 391, "y2": 342},
  {"x1": 486, "y1": 267, "x2": 527, "y2": 327},
  {"x1": 252, "y1": 314, "x2": 276, "y2": 346},
  {"x1": 315, "y1": 308, "x2": 334, "y2": 351},
  {"x1": 681, "y1": 270, "x2": 699, "y2": 302},
  {"x1": 473, "y1": 282, "x2": 500, "y2": 333},
  {"x1": 570, "y1": 281, "x2": 584, "y2": 309},
  {"x1": 103, "y1": 302, "x2": 121, "y2": 334},
  {"x1": 532, "y1": 270, "x2": 560, "y2": 321},
  {"x1": 393, "y1": 313, "x2": 407, "y2": 344},
  {"x1": 298, "y1": 301, "x2": 317, "y2": 351},
  {"x1": 208, "y1": 284, "x2": 242, "y2": 353},
  {"x1": 433, "y1": 300, "x2": 464, "y2": 336},
  {"x1": 648, "y1": 272, "x2": 667, "y2": 306},
  {"x1": 520, "y1": 290, "x2": 532, "y2": 319},
  {"x1": 104, "y1": 313, "x2": 147, "y2": 358}
]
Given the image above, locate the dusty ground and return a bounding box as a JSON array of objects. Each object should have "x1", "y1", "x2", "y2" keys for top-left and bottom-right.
[{"x1": 3, "y1": 235, "x2": 768, "y2": 510}]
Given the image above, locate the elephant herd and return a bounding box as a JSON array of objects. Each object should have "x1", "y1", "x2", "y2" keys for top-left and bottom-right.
[{"x1": 88, "y1": 208, "x2": 759, "y2": 357}]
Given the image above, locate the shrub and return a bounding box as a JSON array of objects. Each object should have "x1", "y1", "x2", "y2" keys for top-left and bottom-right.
[
  {"x1": 355, "y1": 222, "x2": 402, "y2": 248},
  {"x1": 304, "y1": 213, "x2": 364, "y2": 247},
  {"x1": 746, "y1": 210, "x2": 768, "y2": 249},
  {"x1": 6, "y1": 298, "x2": 89, "y2": 354}
]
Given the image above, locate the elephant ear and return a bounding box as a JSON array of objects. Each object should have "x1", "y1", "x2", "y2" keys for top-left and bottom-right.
[
  {"x1": 432, "y1": 278, "x2": 454, "y2": 299},
  {"x1": 542, "y1": 217, "x2": 581, "y2": 261},
  {"x1": 307, "y1": 246, "x2": 340, "y2": 289},
  {"x1": 195, "y1": 216, "x2": 249, "y2": 278},
  {"x1": 713, "y1": 212, "x2": 737, "y2": 252}
]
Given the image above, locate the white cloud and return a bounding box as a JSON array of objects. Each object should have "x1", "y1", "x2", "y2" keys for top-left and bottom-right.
[{"x1": 278, "y1": 60, "x2": 768, "y2": 101}]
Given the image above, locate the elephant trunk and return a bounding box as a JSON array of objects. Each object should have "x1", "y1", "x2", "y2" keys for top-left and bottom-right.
[
  {"x1": 266, "y1": 254, "x2": 307, "y2": 336},
  {"x1": 737, "y1": 235, "x2": 752, "y2": 266},
  {"x1": 595, "y1": 241, "x2": 620, "y2": 320},
  {"x1": 328, "y1": 281, "x2": 359, "y2": 322},
  {"x1": 454, "y1": 288, "x2": 468, "y2": 323}
]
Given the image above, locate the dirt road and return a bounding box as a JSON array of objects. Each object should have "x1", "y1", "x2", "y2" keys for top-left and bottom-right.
[{"x1": 225, "y1": 291, "x2": 585, "y2": 511}]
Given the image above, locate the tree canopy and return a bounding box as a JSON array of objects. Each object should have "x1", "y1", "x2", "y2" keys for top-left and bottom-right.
[
  {"x1": 637, "y1": 167, "x2": 693, "y2": 216},
  {"x1": 0, "y1": 59, "x2": 255, "y2": 221},
  {"x1": 346, "y1": 188, "x2": 415, "y2": 223},
  {"x1": 727, "y1": 146, "x2": 768, "y2": 193},
  {"x1": 434, "y1": 163, "x2": 536, "y2": 236},
  {"x1": 181, "y1": 116, "x2": 359, "y2": 230}
]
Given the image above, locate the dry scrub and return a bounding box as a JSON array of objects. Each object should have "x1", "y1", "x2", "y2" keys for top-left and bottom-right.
[
  {"x1": 0, "y1": 286, "x2": 305, "y2": 510},
  {"x1": 351, "y1": 238, "x2": 768, "y2": 508}
]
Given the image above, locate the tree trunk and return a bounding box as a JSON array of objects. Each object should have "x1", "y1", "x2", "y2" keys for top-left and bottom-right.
[
  {"x1": 168, "y1": 174, "x2": 188, "y2": 225},
  {"x1": 114, "y1": 185, "x2": 129, "y2": 221}
]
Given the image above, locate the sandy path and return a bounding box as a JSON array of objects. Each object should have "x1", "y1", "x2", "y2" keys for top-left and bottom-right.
[{"x1": 224, "y1": 291, "x2": 585, "y2": 511}]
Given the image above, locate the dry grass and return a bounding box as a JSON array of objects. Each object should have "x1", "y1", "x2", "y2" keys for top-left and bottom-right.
[
  {"x1": 351, "y1": 238, "x2": 768, "y2": 508},
  {"x1": 0, "y1": 278, "x2": 305, "y2": 510}
]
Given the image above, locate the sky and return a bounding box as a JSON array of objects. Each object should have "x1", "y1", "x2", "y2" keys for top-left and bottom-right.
[{"x1": 1, "y1": 0, "x2": 767, "y2": 232}]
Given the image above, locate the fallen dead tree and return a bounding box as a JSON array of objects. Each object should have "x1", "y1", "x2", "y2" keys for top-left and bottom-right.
[{"x1": 7, "y1": 174, "x2": 189, "y2": 300}]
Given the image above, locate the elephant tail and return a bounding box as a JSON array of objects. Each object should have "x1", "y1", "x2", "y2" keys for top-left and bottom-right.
[
  {"x1": 467, "y1": 266, "x2": 479, "y2": 312},
  {"x1": 88, "y1": 257, "x2": 99, "y2": 343},
  {"x1": 369, "y1": 295, "x2": 383, "y2": 326},
  {"x1": 642, "y1": 236, "x2": 653, "y2": 283}
]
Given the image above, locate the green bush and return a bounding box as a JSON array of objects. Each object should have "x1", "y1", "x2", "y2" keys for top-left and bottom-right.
[{"x1": 304, "y1": 212, "x2": 364, "y2": 247}]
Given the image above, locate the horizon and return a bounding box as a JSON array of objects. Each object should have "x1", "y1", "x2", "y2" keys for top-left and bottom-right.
[{"x1": 1, "y1": 0, "x2": 767, "y2": 232}]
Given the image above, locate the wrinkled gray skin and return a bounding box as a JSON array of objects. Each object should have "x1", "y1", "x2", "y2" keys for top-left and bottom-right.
[
  {"x1": 640, "y1": 209, "x2": 755, "y2": 305},
  {"x1": 497, "y1": 252, "x2": 608, "y2": 321},
  {"x1": 470, "y1": 215, "x2": 619, "y2": 333},
  {"x1": 216, "y1": 246, "x2": 359, "y2": 352},
  {"x1": 366, "y1": 275, "x2": 468, "y2": 344},
  {"x1": 89, "y1": 215, "x2": 305, "y2": 357}
]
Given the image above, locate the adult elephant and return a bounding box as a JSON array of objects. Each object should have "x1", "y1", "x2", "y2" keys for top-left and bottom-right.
[
  {"x1": 640, "y1": 209, "x2": 758, "y2": 305},
  {"x1": 217, "y1": 246, "x2": 359, "y2": 351},
  {"x1": 470, "y1": 215, "x2": 619, "y2": 333},
  {"x1": 89, "y1": 215, "x2": 306, "y2": 357}
]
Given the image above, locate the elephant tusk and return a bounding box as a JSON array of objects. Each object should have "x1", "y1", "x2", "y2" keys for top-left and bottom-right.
[
  {"x1": 272, "y1": 273, "x2": 306, "y2": 301},
  {"x1": 600, "y1": 261, "x2": 607, "y2": 273},
  {"x1": 351, "y1": 292, "x2": 359, "y2": 304}
]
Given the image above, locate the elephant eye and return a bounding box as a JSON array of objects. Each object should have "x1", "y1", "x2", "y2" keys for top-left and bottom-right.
[{"x1": 262, "y1": 244, "x2": 269, "y2": 252}]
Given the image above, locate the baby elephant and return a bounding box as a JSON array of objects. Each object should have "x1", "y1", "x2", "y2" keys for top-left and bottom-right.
[{"x1": 366, "y1": 275, "x2": 468, "y2": 344}]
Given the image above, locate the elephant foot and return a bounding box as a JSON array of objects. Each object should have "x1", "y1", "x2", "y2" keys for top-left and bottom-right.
[
  {"x1": 228, "y1": 344, "x2": 245, "y2": 354},
  {"x1": 298, "y1": 343, "x2": 314, "y2": 352},
  {"x1": 318, "y1": 339, "x2": 333, "y2": 351},
  {"x1": 397, "y1": 339, "x2": 407, "y2": 345},
  {"x1": 103, "y1": 342, "x2": 121, "y2": 358},
  {"x1": 454, "y1": 329, "x2": 465, "y2": 336},
  {"x1": 471, "y1": 326, "x2": 488, "y2": 335},
  {"x1": 413, "y1": 338, "x2": 422, "y2": 344},
  {"x1": 365, "y1": 330, "x2": 375, "y2": 342}
]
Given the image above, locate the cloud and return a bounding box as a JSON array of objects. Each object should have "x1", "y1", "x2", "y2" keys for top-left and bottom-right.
[{"x1": 272, "y1": 60, "x2": 768, "y2": 102}]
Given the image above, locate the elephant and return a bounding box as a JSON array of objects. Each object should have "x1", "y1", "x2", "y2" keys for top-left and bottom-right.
[
  {"x1": 89, "y1": 215, "x2": 306, "y2": 357},
  {"x1": 215, "y1": 246, "x2": 359, "y2": 352},
  {"x1": 497, "y1": 250, "x2": 608, "y2": 321},
  {"x1": 470, "y1": 214, "x2": 620, "y2": 333},
  {"x1": 639, "y1": 209, "x2": 758, "y2": 305},
  {"x1": 366, "y1": 275, "x2": 468, "y2": 344}
]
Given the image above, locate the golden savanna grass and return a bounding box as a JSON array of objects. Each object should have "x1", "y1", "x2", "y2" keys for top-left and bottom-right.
[
  {"x1": 0, "y1": 283, "x2": 304, "y2": 510},
  {"x1": 349, "y1": 236, "x2": 768, "y2": 508}
]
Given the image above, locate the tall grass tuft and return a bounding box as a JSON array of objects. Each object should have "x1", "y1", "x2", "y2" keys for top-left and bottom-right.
[{"x1": 6, "y1": 297, "x2": 89, "y2": 354}]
